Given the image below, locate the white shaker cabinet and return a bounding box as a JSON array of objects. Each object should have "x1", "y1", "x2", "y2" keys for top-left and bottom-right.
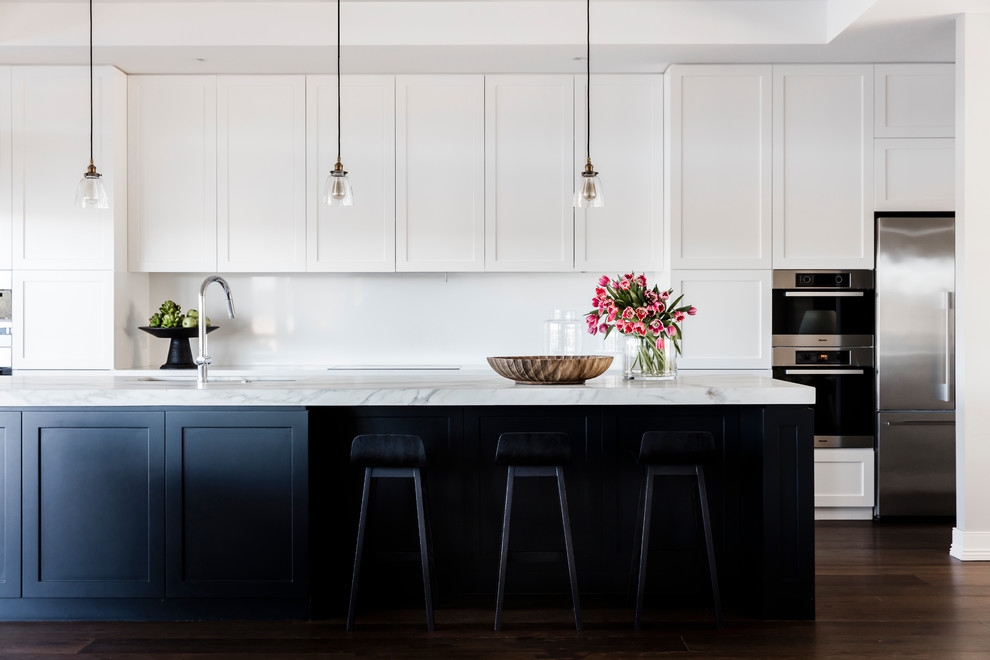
[
  {"x1": 667, "y1": 66, "x2": 772, "y2": 270},
  {"x1": 814, "y1": 448, "x2": 875, "y2": 520},
  {"x1": 485, "y1": 75, "x2": 573, "y2": 272},
  {"x1": 128, "y1": 76, "x2": 218, "y2": 272},
  {"x1": 875, "y1": 64, "x2": 954, "y2": 138},
  {"x1": 575, "y1": 74, "x2": 663, "y2": 273},
  {"x1": 10, "y1": 66, "x2": 126, "y2": 271},
  {"x1": 0, "y1": 66, "x2": 10, "y2": 271},
  {"x1": 12, "y1": 270, "x2": 114, "y2": 369},
  {"x1": 875, "y1": 138, "x2": 954, "y2": 211},
  {"x1": 396, "y1": 76, "x2": 485, "y2": 272},
  {"x1": 772, "y1": 65, "x2": 874, "y2": 270},
  {"x1": 307, "y1": 76, "x2": 395, "y2": 272},
  {"x1": 217, "y1": 76, "x2": 307, "y2": 272},
  {"x1": 669, "y1": 269, "x2": 772, "y2": 370}
]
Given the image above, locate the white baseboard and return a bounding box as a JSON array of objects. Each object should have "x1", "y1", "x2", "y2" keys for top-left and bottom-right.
[
  {"x1": 950, "y1": 528, "x2": 990, "y2": 561},
  {"x1": 815, "y1": 507, "x2": 874, "y2": 520}
]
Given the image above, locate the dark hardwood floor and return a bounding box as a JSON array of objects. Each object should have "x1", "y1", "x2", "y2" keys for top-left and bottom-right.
[{"x1": 2, "y1": 521, "x2": 988, "y2": 659}]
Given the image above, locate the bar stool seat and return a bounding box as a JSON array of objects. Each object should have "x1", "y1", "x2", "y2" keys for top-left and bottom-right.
[
  {"x1": 347, "y1": 434, "x2": 435, "y2": 632},
  {"x1": 495, "y1": 431, "x2": 571, "y2": 466},
  {"x1": 494, "y1": 432, "x2": 582, "y2": 632},
  {"x1": 632, "y1": 431, "x2": 723, "y2": 630}
]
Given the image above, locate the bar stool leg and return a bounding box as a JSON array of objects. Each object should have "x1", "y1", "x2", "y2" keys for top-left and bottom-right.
[
  {"x1": 494, "y1": 466, "x2": 515, "y2": 631},
  {"x1": 628, "y1": 473, "x2": 647, "y2": 604},
  {"x1": 555, "y1": 466, "x2": 583, "y2": 632},
  {"x1": 347, "y1": 467, "x2": 373, "y2": 632},
  {"x1": 413, "y1": 468, "x2": 436, "y2": 632},
  {"x1": 634, "y1": 466, "x2": 656, "y2": 630},
  {"x1": 696, "y1": 465, "x2": 723, "y2": 629}
]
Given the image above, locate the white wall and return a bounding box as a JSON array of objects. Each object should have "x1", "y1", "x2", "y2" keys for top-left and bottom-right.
[
  {"x1": 149, "y1": 272, "x2": 632, "y2": 367},
  {"x1": 952, "y1": 13, "x2": 990, "y2": 561}
]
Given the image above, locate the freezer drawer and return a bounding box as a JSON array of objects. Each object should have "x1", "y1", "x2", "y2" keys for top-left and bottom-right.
[{"x1": 876, "y1": 411, "x2": 955, "y2": 516}]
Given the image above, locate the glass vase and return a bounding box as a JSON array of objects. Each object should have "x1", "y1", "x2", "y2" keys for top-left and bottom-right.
[{"x1": 623, "y1": 334, "x2": 677, "y2": 380}]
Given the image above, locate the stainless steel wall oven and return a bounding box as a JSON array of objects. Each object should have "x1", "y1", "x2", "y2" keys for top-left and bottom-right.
[{"x1": 772, "y1": 270, "x2": 875, "y2": 449}]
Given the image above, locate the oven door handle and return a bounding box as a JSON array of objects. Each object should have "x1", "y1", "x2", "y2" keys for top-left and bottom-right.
[
  {"x1": 784, "y1": 369, "x2": 865, "y2": 375},
  {"x1": 783, "y1": 291, "x2": 864, "y2": 297}
]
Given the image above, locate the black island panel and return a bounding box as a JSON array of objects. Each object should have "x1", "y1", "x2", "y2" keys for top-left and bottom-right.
[{"x1": 0, "y1": 402, "x2": 812, "y2": 621}]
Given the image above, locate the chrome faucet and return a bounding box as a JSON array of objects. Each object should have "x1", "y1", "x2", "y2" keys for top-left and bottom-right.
[{"x1": 195, "y1": 275, "x2": 236, "y2": 384}]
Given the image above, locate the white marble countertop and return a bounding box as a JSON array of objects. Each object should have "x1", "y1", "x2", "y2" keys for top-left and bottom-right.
[{"x1": 0, "y1": 367, "x2": 814, "y2": 408}]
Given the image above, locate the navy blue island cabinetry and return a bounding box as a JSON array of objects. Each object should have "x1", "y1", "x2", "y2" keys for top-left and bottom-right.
[
  {"x1": 0, "y1": 412, "x2": 21, "y2": 600},
  {"x1": 0, "y1": 398, "x2": 812, "y2": 621},
  {"x1": 0, "y1": 408, "x2": 309, "y2": 620}
]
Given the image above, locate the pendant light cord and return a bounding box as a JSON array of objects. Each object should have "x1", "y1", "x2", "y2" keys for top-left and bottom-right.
[
  {"x1": 336, "y1": 0, "x2": 341, "y2": 162},
  {"x1": 89, "y1": 0, "x2": 94, "y2": 162},
  {"x1": 585, "y1": 0, "x2": 590, "y2": 161}
]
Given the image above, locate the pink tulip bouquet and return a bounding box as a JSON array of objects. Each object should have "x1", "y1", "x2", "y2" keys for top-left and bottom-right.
[{"x1": 586, "y1": 273, "x2": 697, "y2": 378}]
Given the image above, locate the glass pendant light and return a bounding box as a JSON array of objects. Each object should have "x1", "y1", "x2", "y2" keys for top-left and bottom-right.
[
  {"x1": 75, "y1": 0, "x2": 109, "y2": 210},
  {"x1": 322, "y1": 0, "x2": 353, "y2": 206},
  {"x1": 574, "y1": 0, "x2": 604, "y2": 208}
]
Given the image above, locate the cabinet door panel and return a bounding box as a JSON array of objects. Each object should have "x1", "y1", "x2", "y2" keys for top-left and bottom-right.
[
  {"x1": 22, "y1": 412, "x2": 165, "y2": 598},
  {"x1": 396, "y1": 76, "x2": 485, "y2": 272},
  {"x1": 166, "y1": 411, "x2": 308, "y2": 598},
  {"x1": 218, "y1": 76, "x2": 307, "y2": 272},
  {"x1": 11, "y1": 67, "x2": 123, "y2": 270},
  {"x1": 0, "y1": 413, "x2": 21, "y2": 598},
  {"x1": 773, "y1": 65, "x2": 874, "y2": 269},
  {"x1": 814, "y1": 448, "x2": 875, "y2": 508},
  {"x1": 0, "y1": 66, "x2": 10, "y2": 271},
  {"x1": 670, "y1": 269, "x2": 772, "y2": 370},
  {"x1": 12, "y1": 270, "x2": 114, "y2": 369},
  {"x1": 307, "y1": 75, "x2": 395, "y2": 272},
  {"x1": 485, "y1": 75, "x2": 574, "y2": 271},
  {"x1": 875, "y1": 138, "x2": 954, "y2": 211},
  {"x1": 575, "y1": 74, "x2": 663, "y2": 273},
  {"x1": 128, "y1": 76, "x2": 217, "y2": 272},
  {"x1": 668, "y1": 66, "x2": 772, "y2": 269},
  {"x1": 875, "y1": 64, "x2": 954, "y2": 138}
]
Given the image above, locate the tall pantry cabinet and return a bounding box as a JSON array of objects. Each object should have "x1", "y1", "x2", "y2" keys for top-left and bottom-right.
[
  {"x1": 665, "y1": 65, "x2": 773, "y2": 370},
  {"x1": 5, "y1": 67, "x2": 146, "y2": 370}
]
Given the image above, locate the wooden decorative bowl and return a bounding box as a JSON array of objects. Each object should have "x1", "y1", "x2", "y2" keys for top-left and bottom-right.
[{"x1": 486, "y1": 355, "x2": 614, "y2": 385}]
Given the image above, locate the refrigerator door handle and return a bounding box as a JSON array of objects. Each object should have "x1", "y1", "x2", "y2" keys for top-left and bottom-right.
[
  {"x1": 783, "y1": 291, "x2": 865, "y2": 298},
  {"x1": 937, "y1": 291, "x2": 954, "y2": 403}
]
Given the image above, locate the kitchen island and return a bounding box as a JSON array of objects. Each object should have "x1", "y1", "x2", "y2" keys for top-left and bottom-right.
[{"x1": 0, "y1": 371, "x2": 814, "y2": 622}]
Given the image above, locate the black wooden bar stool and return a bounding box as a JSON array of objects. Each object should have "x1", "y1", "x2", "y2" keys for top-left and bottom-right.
[
  {"x1": 494, "y1": 432, "x2": 582, "y2": 632},
  {"x1": 632, "y1": 431, "x2": 722, "y2": 630},
  {"x1": 347, "y1": 434, "x2": 435, "y2": 632}
]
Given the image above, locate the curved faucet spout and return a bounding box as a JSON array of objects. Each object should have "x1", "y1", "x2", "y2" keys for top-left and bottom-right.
[{"x1": 195, "y1": 275, "x2": 236, "y2": 384}]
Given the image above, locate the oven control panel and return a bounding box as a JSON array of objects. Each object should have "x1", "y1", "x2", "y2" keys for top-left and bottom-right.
[
  {"x1": 795, "y1": 350, "x2": 850, "y2": 365},
  {"x1": 795, "y1": 272, "x2": 850, "y2": 288}
]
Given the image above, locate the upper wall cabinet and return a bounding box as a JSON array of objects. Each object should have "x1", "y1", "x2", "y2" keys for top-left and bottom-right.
[
  {"x1": 396, "y1": 76, "x2": 485, "y2": 272},
  {"x1": 575, "y1": 74, "x2": 663, "y2": 274},
  {"x1": 128, "y1": 76, "x2": 218, "y2": 273},
  {"x1": 0, "y1": 67, "x2": 11, "y2": 271},
  {"x1": 218, "y1": 76, "x2": 307, "y2": 272},
  {"x1": 485, "y1": 75, "x2": 574, "y2": 272},
  {"x1": 307, "y1": 76, "x2": 395, "y2": 272},
  {"x1": 12, "y1": 270, "x2": 114, "y2": 369},
  {"x1": 875, "y1": 64, "x2": 954, "y2": 138},
  {"x1": 773, "y1": 65, "x2": 874, "y2": 270},
  {"x1": 11, "y1": 66, "x2": 126, "y2": 271},
  {"x1": 667, "y1": 66, "x2": 771, "y2": 270},
  {"x1": 875, "y1": 138, "x2": 954, "y2": 211},
  {"x1": 670, "y1": 269, "x2": 772, "y2": 370}
]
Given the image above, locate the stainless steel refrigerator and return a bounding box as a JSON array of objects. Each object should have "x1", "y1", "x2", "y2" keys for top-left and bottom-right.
[{"x1": 875, "y1": 214, "x2": 955, "y2": 517}]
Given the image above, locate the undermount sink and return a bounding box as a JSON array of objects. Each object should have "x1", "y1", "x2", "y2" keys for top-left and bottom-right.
[{"x1": 135, "y1": 376, "x2": 298, "y2": 383}]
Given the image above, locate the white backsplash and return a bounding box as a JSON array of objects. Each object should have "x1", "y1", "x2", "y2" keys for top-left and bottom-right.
[{"x1": 149, "y1": 272, "x2": 648, "y2": 367}]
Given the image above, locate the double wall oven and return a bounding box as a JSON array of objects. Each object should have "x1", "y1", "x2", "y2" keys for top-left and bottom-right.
[{"x1": 771, "y1": 270, "x2": 875, "y2": 449}]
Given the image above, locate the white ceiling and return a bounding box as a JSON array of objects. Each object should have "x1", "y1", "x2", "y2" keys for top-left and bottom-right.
[{"x1": 0, "y1": 0, "x2": 986, "y2": 73}]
